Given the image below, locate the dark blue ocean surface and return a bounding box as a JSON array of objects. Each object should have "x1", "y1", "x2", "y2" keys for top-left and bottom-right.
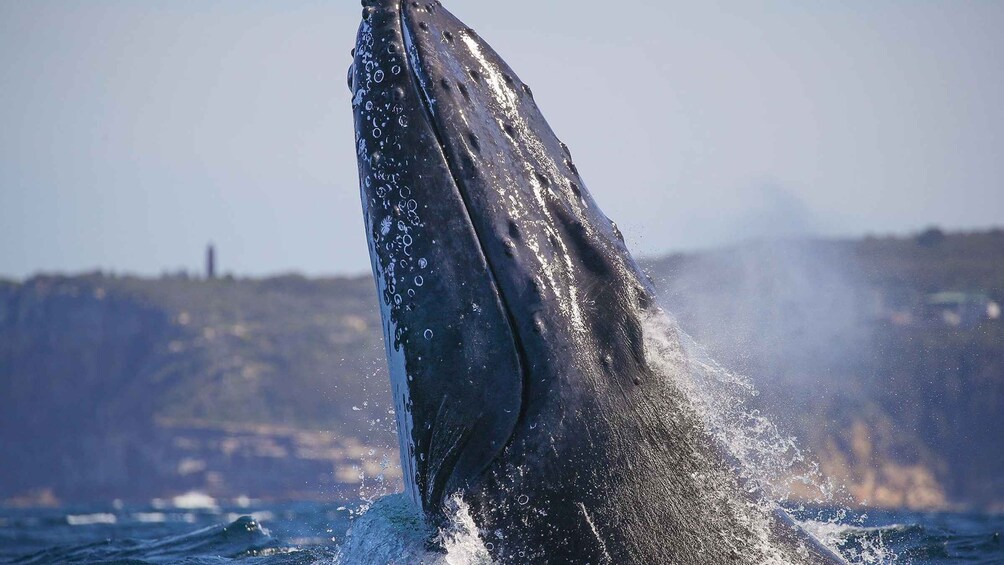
[{"x1": 0, "y1": 499, "x2": 1000, "y2": 564}]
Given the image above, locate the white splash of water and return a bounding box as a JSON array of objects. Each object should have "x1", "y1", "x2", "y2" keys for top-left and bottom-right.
[
  {"x1": 800, "y1": 520, "x2": 904, "y2": 564},
  {"x1": 642, "y1": 310, "x2": 894, "y2": 563},
  {"x1": 646, "y1": 312, "x2": 834, "y2": 504},
  {"x1": 334, "y1": 494, "x2": 491, "y2": 565}
]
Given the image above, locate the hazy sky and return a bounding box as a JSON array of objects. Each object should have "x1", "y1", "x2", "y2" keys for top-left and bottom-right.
[{"x1": 1, "y1": 0, "x2": 1001, "y2": 279}]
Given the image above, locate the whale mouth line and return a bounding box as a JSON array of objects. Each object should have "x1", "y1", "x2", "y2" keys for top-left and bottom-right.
[{"x1": 398, "y1": 3, "x2": 532, "y2": 492}]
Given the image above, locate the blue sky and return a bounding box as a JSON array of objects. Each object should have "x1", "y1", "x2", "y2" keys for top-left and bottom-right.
[{"x1": 1, "y1": 0, "x2": 1001, "y2": 279}]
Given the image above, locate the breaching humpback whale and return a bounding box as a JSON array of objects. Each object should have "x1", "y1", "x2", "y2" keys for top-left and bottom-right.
[{"x1": 349, "y1": 1, "x2": 845, "y2": 563}]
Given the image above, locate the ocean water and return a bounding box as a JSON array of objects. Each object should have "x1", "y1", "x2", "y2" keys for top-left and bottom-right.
[{"x1": 0, "y1": 497, "x2": 1001, "y2": 564}]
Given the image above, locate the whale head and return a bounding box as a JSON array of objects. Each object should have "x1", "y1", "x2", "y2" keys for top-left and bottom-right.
[
  {"x1": 350, "y1": 0, "x2": 656, "y2": 516},
  {"x1": 348, "y1": 3, "x2": 849, "y2": 564}
]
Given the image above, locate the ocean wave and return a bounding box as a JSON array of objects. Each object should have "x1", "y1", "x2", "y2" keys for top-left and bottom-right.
[{"x1": 8, "y1": 515, "x2": 277, "y2": 564}]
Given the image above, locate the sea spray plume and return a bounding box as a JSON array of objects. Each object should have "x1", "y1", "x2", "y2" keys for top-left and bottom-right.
[
  {"x1": 645, "y1": 315, "x2": 892, "y2": 562},
  {"x1": 348, "y1": 1, "x2": 845, "y2": 562}
]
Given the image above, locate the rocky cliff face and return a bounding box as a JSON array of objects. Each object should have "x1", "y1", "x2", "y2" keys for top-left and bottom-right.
[
  {"x1": 0, "y1": 274, "x2": 397, "y2": 505},
  {"x1": 1, "y1": 231, "x2": 1001, "y2": 510},
  {"x1": 0, "y1": 277, "x2": 175, "y2": 500}
]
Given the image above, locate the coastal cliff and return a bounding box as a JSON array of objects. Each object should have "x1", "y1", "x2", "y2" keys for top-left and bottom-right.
[{"x1": 1, "y1": 230, "x2": 1001, "y2": 510}]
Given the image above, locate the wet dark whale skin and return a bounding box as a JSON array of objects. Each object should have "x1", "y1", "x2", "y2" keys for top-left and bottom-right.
[{"x1": 349, "y1": 1, "x2": 844, "y2": 563}]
